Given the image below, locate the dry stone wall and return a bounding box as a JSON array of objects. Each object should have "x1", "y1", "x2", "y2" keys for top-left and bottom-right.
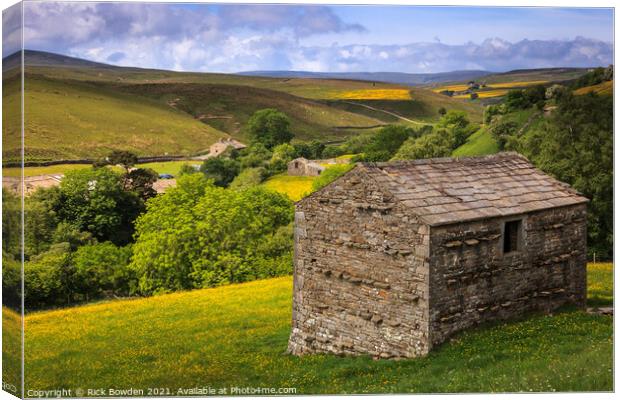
[
  {"x1": 428, "y1": 204, "x2": 587, "y2": 345},
  {"x1": 288, "y1": 168, "x2": 431, "y2": 358}
]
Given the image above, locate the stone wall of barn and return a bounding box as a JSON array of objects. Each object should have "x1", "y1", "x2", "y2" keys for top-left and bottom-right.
[
  {"x1": 428, "y1": 204, "x2": 588, "y2": 346},
  {"x1": 288, "y1": 168, "x2": 431, "y2": 358}
]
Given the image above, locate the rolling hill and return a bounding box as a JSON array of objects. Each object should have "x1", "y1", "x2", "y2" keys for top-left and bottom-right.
[
  {"x1": 3, "y1": 73, "x2": 228, "y2": 162},
  {"x1": 116, "y1": 82, "x2": 385, "y2": 141},
  {"x1": 5, "y1": 263, "x2": 612, "y2": 394},
  {"x1": 2, "y1": 50, "x2": 488, "y2": 161},
  {"x1": 239, "y1": 70, "x2": 493, "y2": 86}
]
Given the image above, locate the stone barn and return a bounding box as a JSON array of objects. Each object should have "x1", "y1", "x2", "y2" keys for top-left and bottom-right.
[
  {"x1": 288, "y1": 158, "x2": 326, "y2": 176},
  {"x1": 288, "y1": 152, "x2": 588, "y2": 359}
]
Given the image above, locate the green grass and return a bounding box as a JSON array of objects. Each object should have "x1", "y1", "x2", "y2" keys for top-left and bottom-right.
[
  {"x1": 3, "y1": 74, "x2": 228, "y2": 162},
  {"x1": 118, "y1": 82, "x2": 385, "y2": 141},
  {"x1": 133, "y1": 161, "x2": 200, "y2": 176},
  {"x1": 262, "y1": 173, "x2": 317, "y2": 201},
  {"x1": 452, "y1": 127, "x2": 499, "y2": 157},
  {"x1": 587, "y1": 263, "x2": 613, "y2": 307},
  {"x1": 2, "y1": 303, "x2": 21, "y2": 397},
  {"x1": 16, "y1": 64, "x2": 484, "y2": 157},
  {"x1": 3, "y1": 263, "x2": 611, "y2": 394},
  {"x1": 3, "y1": 161, "x2": 200, "y2": 178}
]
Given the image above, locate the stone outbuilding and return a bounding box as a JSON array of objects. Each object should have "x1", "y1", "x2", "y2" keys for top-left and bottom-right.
[
  {"x1": 208, "y1": 137, "x2": 247, "y2": 158},
  {"x1": 288, "y1": 157, "x2": 326, "y2": 176},
  {"x1": 288, "y1": 152, "x2": 588, "y2": 359}
]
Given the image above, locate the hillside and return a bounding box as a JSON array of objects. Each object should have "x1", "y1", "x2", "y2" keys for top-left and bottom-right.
[
  {"x1": 470, "y1": 67, "x2": 590, "y2": 84},
  {"x1": 7, "y1": 263, "x2": 612, "y2": 394},
  {"x1": 574, "y1": 80, "x2": 613, "y2": 96},
  {"x1": 3, "y1": 74, "x2": 229, "y2": 162},
  {"x1": 117, "y1": 82, "x2": 385, "y2": 141},
  {"x1": 239, "y1": 70, "x2": 492, "y2": 86},
  {"x1": 1, "y1": 50, "x2": 487, "y2": 161}
]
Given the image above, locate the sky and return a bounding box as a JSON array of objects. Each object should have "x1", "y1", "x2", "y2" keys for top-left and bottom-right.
[{"x1": 2, "y1": 2, "x2": 614, "y2": 73}]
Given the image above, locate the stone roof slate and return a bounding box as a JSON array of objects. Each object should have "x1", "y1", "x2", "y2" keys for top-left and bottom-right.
[{"x1": 359, "y1": 152, "x2": 588, "y2": 226}]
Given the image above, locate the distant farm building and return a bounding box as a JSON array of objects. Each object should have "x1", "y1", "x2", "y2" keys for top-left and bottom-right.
[
  {"x1": 208, "y1": 138, "x2": 247, "y2": 158},
  {"x1": 3, "y1": 172, "x2": 175, "y2": 196},
  {"x1": 288, "y1": 153, "x2": 588, "y2": 359},
  {"x1": 288, "y1": 158, "x2": 325, "y2": 176},
  {"x1": 3, "y1": 175, "x2": 63, "y2": 196},
  {"x1": 288, "y1": 157, "x2": 351, "y2": 177}
]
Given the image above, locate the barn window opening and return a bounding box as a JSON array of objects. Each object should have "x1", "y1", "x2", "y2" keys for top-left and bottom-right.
[{"x1": 503, "y1": 220, "x2": 521, "y2": 253}]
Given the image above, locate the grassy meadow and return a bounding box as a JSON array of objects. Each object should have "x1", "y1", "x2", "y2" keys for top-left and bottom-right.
[
  {"x1": 3, "y1": 161, "x2": 200, "y2": 178},
  {"x1": 1, "y1": 263, "x2": 611, "y2": 394},
  {"x1": 262, "y1": 173, "x2": 317, "y2": 201},
  {"x1": 7, "y1": 59, "x2": 486, "y2": 164},
  {"x1": 6, "y1": 75, "x2": 228, "y2": 162},
  {"x1": 574, "y1": 80, "x2": 613, "y2": 96},
  {"x1": 452, "y1": 127, "x2": 499, "y2": 157}
]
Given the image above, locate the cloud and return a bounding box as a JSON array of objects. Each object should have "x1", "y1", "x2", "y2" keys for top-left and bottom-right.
[
  {"x1": 17, "y1": 2, "x2": 613, "y2": 73},
  {"x1": 2, "y1": 3, "x2": 22, "y2": 57},
  {"x1": 22, "y1": 2, "x2": 365, "y2": 54}
]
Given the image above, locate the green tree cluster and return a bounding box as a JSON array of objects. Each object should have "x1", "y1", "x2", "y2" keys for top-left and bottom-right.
[
  {"x1": 392, "y1": 111, "x2": 476, "y2": 160},
  {"x1": 130, "y1": 174, "x2": 294, "y2": 294},
  {"x1": 246, "y1": 108, "x2": 294, "y2": 149},
  {"x1": 516, "y1": 92, "x2": 613, "y2": 258}
]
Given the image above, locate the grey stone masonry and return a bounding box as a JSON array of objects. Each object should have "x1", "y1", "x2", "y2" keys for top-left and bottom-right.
[{"x1": 288, "y1": 153, "x2": 589, "y2": 359}]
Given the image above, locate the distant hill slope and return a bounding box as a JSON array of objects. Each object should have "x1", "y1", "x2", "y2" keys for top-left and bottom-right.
[
  {"x1": 468, "y1": 67, "x2": 590, "y2": 84},
  {"x1": 239, "y1": 70, "x2": 493, "y2": 86},
  {"x1": 4, "y1": 49, "x2": 129, "y2": 71},
  {"x1": 3, "y1": 74, "x2": 228, "y2": 162},
  {"x1": 118, "y1": 82, "x2": 385, "y2": 141},
  {"x1": 3, "y1": 50, "x2": 486, "y2": 160}
]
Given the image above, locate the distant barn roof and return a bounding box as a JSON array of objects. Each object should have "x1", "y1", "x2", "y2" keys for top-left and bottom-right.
[{"x1": 359, "y1": 152, "x2": 588, "y2": 226}]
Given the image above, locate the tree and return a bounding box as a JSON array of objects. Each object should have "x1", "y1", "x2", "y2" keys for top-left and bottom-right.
[
  {"x1": 24, "y1": 243, "x2": 74, "y2": 309},
  {"x1": 108, "y1": 150, "x2": 138, "y2": 174},
  {"x1": 437, "y1": 110, "x2": 476, "y2": 149},
  {"x1": 357, "y1": 125, "x2": 415, "y2": 162},
  {"x1": 229, "y1": 168, "x2": 264, "y2": 190},
  {"x1": 2, "y1": 252, "x2": 22, "y2": 310},
  {"x1": 200, "y1": 157, "x2": 240, "y2": 187},
  {"x1": 270, "y1": 143, "x2": 297, "y2": 171},
  {"x1": 504, "y1": 89, "x2": 530, "y2": 110},
  {"x1": 391, "y1": 130, "x2": 452, "y2": 160},
  {"x1": 488, "y1": 120, "x2": 519, "y2": 150},
  {"x1": 130, "y1": 180, "x2": 294, "y2": 294},
  {"x1": 126, "y1": 168, "x2": 158, "y2": 201},
  {"x1": 2, "y1": 190, "x2": 21, "y2": 259},
  {"x1": 517, "y1": 92, "x2": 612, "y2": 258},
  {"x1": 438, "y1": 107, "x2": 447, "y2": 116},
  {"x1": 470, "y1": 92, "x2": 479, "y2": 100},
  {"x1": 57, "y1": 167, "x2": 142, "y2": 244},
  {"x1": 178, "y1": 163, "x2": 199, "y2": 176},
  {"x1": 73, "y1": 242, "x2": 134, "y2": 300},
  {"x1": 238, "y1": 143, "x2": 272, "y2": 168},
  {"x1": 246, "y1": 108, "x2": 293, "y2": 148}
]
